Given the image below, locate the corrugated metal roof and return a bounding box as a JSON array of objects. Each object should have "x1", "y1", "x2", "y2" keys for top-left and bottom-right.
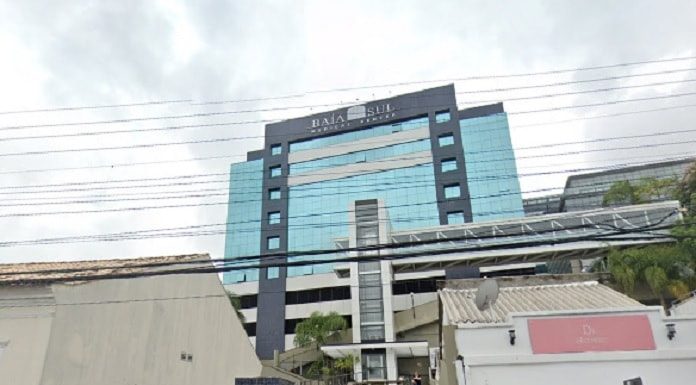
[
  {"x1": 440, "y1": 281, "x2": 644, "y2": 325},
  {"x1": 0, "y1": 254, "x2": 209, "y2": 285}
]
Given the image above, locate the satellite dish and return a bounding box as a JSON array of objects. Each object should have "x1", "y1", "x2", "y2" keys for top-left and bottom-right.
[{"x1": 475, "y1": 279, "x2": 500, "y2": 311}]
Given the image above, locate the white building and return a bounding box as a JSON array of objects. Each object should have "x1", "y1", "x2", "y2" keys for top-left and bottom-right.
[
  {"x1": 437, "y1": 279, "x2": 696, "y2": 385},
  {"x1": 0, "y1": 254, "x2": 296, "y2": 385},
  {"x1": 670, "y1": 291, "x2": 696, "y2": 316},
  {"x1": 227, "y1": 201, "x2": 680, "y2": 382}
]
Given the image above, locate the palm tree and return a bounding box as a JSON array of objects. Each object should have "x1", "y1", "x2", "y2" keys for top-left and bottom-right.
[
  {"x1": 293, "y1": 311, "x2": 347, "y2": 348},
  {"x1": 600, "y1": 245, "x2": 694, "y2": 310}
]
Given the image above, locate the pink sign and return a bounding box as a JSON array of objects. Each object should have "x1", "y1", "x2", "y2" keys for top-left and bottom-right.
[{"x1": 528, "y1": 315, "x2": 655, "y2": 354}]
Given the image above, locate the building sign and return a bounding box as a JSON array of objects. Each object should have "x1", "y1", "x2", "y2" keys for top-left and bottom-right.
[
  {"x1": 307, "y1": 103, "x2": 396, "y2": 134},
  {"x1": 528, "y1": 315, "x2": 655, "y2": 354}
]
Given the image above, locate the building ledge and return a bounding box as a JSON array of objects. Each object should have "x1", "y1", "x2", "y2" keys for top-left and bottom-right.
[{"x1": 321, "y1": 340, "x2": 428, "y2": 358}]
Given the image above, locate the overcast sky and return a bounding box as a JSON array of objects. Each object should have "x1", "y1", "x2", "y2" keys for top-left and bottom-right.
[{"x1": 1, "y1": 0, "x2": 695, "y2": 264}]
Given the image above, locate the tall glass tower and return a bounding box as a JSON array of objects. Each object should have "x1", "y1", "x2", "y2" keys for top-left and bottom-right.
[{"x1": 223, "y1": 84, "x2": 523, "y2": 358}]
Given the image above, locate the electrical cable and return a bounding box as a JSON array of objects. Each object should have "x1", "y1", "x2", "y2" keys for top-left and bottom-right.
[
  {"x1": 2, "y1": 122, "x2": 696, "y2": 186},
  {"x1": 1, "y1": 55, "x2": 694, "y2": 116},
  {"x1": 0, "y1": 163, "x2": 689, "y2": 210},
  {"x1": 2, "y1": 86, "x2": 696, "y2": 133},
  {"x1": 0, "y1": 210, "x2": 680, "y2": 277}
]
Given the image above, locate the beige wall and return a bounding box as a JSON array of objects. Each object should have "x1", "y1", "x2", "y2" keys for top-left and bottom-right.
[
  {"x1": 39, "y1": 272, "x2": 262, "y2": 385},
  {"x1": 0, "y1": 286, "x2": 55, "y2": 385}
]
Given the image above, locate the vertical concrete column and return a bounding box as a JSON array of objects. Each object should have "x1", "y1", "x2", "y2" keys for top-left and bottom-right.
[{"x1": 386, "y1": 349, "x2": 398, "y2": 381}]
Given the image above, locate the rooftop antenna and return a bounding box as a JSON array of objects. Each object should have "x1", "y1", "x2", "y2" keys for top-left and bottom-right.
[{"x1": 475, "y1": 278, "x2": 500, "y2": 320}]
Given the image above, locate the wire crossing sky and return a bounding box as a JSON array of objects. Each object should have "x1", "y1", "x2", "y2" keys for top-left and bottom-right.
[{"x1": 0, "y1": 0, "x2": 695, "y2": 263}]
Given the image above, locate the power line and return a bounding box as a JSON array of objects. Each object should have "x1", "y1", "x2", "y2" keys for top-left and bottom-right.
[
  {"x1": 1, "y1": 133, "x2": 694, "y2": 194},
  {"x1": 509, "y1": 90, "x2": 696, "y2": 115},
  {"x1": 455, "y1": 67, "x2": 696, "y2": 94},
  {"x1": 459, "y1": 78, "x2": 696, "y2": 105},
  {"x1": 0, "y1": 99, "x2": 193, "y2": 116},
  {"x1": 0, "y1": 158, "x2": 690, "y2": 210},
  {"x1": 2, "y1": 55, "x2": 694, "y2": 116},
  {"x1": 2, "y1": 92, "x2": 696, "y2": 159},
  {"x1": 1, "y1": 101, "x2": 695, "y2": 177},
  {"x1": 3, "y1": 70, "x2": 695, "y2": 144},
  {"x1": 5, "y1": 68, "x2": 696, "y2": 145},
  {"x1": 0, "y1": 210, "x2": 679, "y2": 277},
  {"x1": 512, "y1": 102, "x2": 696, "y2": 128},
  {"x1": 304, "y1": 55, "x2": 696, "y2": 93},
  {"x1": 2, "y1": 84, "x2": 696, "y2": 133},
  {"x1": 0, "y1": 182, "x2": 682, "y2": 246}
]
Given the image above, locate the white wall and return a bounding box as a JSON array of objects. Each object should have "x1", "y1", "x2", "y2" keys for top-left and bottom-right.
[
  {"x1": 0, "y1": 286, "x2": 55, "y2": 385},
  {"x1": 393, "y1": 292, "x2": 437, "y2": 312},
  {"x1": 671, "y1": 295, "x2": 696, "y2": 315},
  {"x1": 453, "y1": 308, "x2": 696, "y2": 385},
  {"x1": 466, "y1": 357, "x2": 694, "y2": 385},
  {"x1": 286, "y1": 273, "x2": 350, "y2": 292},
  {"x1": 39, "y1": 272, "x2": 262, "y2": 385}
]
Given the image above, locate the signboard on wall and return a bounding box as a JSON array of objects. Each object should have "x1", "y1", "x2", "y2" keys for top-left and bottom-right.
[{"x1": 528, "y1": 315, "x2": 656, "y2": 354}]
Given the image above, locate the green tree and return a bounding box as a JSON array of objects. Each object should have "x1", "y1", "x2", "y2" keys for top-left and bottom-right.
[
  {"x1": 293, "y1": 311, "x2": 348, "y2": 348},
  {"x1": 635, "y1": 177, "x2": 678, "y2": 202},
  {"x1": 226, "y1": 292, "x2": 246, "y2": 322},
  {"x1": 598, "y1": 243, "x2": 695, "y2": 309},
  {"x1": 603, "y1": 180, "x2": 639, "y2": 206},
  {"x1": 602, "y1": 177, "x2": 677, "y2": 207},
  {"x1": 294, "y1": 312, "x2": 350, "y2": 379},
  {"x1": 676, "y1": 161, "x2": 696, "y2": 213}
]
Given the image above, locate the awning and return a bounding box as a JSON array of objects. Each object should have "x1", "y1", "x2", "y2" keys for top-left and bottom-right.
[{"x1": 321, "y1": 341, "x2": 429, "y2": 358}]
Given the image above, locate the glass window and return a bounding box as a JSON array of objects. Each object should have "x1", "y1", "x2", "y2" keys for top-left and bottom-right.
[
  {"x1": 270, "y1": 165, "x2": 281, "y2": 178},
  {"x1": 359, "y1": 261, "x2": 381, "y2": 272},
  {"x1": 459, "y1": 113, "x2": 524, "y2": 221},
  {"x1": 436, "y1": 110, "x2": 451, "y2": 123},
  {"x1": 271, "y1": 144, "x2": 282, "y2": 156},
  {"x1": 361, "y1": 325, "x2": 386, "y2": 343},
  {"x1": 441, "y1": 158, "x2": 457, "y2": 173},
  {"x1": 286, "y1": 163, "x2": 440, "y2": 277},
  {"x1": 444, "y1": 184, "x2": 460, "y2": 199},
  {"x1": 267, "y1": 236, "x2": 280, "y2": 249},
  {"x1": 268, "y1": 211, "x2": 281, "y2": 225},
  {"x1": 289, "y1": 139, "x2": 430, "y2": 175},
  {"x1": 362, "y1": 352, "x2": 386, "y2": 379},
  {"x1": 223, "y1": 159, "x2": 263, "y2": 284},
  {"x1": 447, "y1": 211, "x2": 465, "y2": 224},
  {"x1": 360, "y1": 311, "x2": 384, "y2": 323},
  {"x1": 359, "y1": 286, "x2": 382, "y2": 300},
  {"x1": 438, "y1": 133, "x2": 454, "y2": 147},
  {"x1": 289, "y1": 116, "x2": 429, "y2": 152},
  {"x1": 359, "y1": 273, "x2": 381, "y2": 287},
  {"x1": 267, "y1": 267, "x2": 280, "y2": 279},
  {"x1": 268, "y1": 188, "x2": 281, "y2": 200}
]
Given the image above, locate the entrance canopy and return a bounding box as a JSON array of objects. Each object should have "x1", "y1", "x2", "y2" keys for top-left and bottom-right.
[{"x1": 321, "y1": 341, "x2": 429, "y2": 358}]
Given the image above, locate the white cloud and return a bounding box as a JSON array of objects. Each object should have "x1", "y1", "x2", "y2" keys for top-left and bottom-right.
[{"x1": 0, "y1": 0, "x2": 695, "y2": 263}]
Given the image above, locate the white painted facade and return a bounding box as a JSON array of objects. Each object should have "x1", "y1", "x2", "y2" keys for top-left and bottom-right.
[
  {"x1": 670, "y1": 292, "x2": 696, "y2": 316},
  {"x1": 450, "y1": 308, "x2": 696, "y2": 385},
  {"x1": 0, "y1": 270, "x2": 264, "y2": 385}
]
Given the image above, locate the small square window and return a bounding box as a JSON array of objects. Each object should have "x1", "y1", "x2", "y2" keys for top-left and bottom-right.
[
  {"x1": 438, "y1": 134, "x2": 454, "y2": 147},
  {"x1": 267, "y1": 236, "x2": 280, "y2": 250},
  {"x1": 268, "y1": 211, "x2": 281, "y2": 225},
  {"x1": 447, "y1": 211, "x2": 465, "y2": 224},
  {"x1": 269, "y1": 188, "x2": 281, "y2": 200},
  {"x1": 270, "y1": 165, "x2": 282, "y2": 178},
  {"x1": 267, "y1": 267, "x2": 280, "y2": 279},
  {"x1": 271, "y1": 144, "x2": 282, "y2": 156},
  {"x1": 444, "y1": 184, "x2": 460, "y2": 199},
  {"x1": 435, "y1": 110, "x2": 451, "y2": 123},
  {"x1": 441, "y1": 158, "x2": 457, "y2": 173}
]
